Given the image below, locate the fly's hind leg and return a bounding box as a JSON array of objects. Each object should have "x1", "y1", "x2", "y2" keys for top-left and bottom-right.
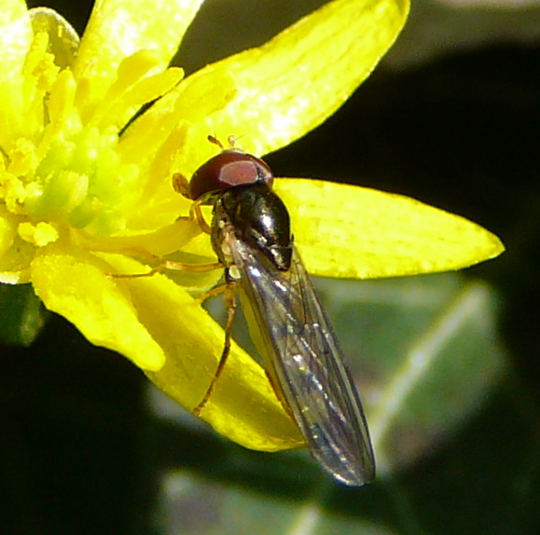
[{"x1": 193, "y1": 280, "x2": 237, "y2": 416}]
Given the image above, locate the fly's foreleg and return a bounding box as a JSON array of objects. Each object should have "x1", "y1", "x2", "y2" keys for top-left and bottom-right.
[{"x1": 172, "y1": 173, "x2": 211, "y2": 234}]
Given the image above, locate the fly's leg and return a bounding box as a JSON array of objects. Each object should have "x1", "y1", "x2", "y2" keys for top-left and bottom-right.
[
  {"x1": 193, "y1": 283, "x2": 228, "y2": 304},
  {"x1": 111, "y1": 173, "x2": 214, "y2": 279},
  {"x1": 113, "y1": 260, "x2": 237, "y2": 416},
  {"x1": 193, "y1": 280, "x2": 237, "y2": 416},
  {"x1": 110, "y1": 259, "x2": 222, "y2": 279},
  {"x1": 172, "y1": 173, "x2": 211, "y2": 234},
  {"x1": 116, "y1": 167, "x2": 233, "y2": 414},
  {"x1": 188, "y1": 200, "x2": 211, "y2": 234}
]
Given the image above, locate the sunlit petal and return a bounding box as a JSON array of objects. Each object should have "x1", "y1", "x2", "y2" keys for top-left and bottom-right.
[{"x1": 275, "y1": 179, "x2": 504, "y2": 278}]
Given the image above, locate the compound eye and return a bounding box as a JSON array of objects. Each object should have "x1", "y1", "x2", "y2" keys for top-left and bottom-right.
[{"x1": 189, "y1": 150, "x2": 274, "y2": 201}]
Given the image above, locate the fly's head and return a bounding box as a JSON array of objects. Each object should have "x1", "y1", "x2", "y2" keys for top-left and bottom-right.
[
  {"x1": 187, "y1": 141, "x2": 273, "y2": 205},
  {"x1": 185, "y1": 137, "x2": 292, "y2": 272}
]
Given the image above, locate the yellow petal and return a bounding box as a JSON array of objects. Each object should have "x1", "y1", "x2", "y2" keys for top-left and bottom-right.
[
  {"x1": 162, "y1": 0, "x2": 409, "y2": 171},
  {"x1": 120, "y1": 70, "x2": 237, "y2": 180},
  {"x1": 95, "y1": 63, "x2": 184, "y2": 131},
  {"x1": 31, "y1": 247, "x2": 302, "y2": 451},
  {"x1": 0, "y1": 0, "x2": 32, "y2": 141},
  {"x1": 29, "y1": 7, "x2": 79, "y2": 69},
  {"x1": 0, "y1": 209, "x2": 34, "y2": 283},
  {"x1": 0, "y1": 0, "x2": 32, "y2": 69},
  {"x1": 74, "y1": 0, "x2": 204, "y2": 107},
  {"x1": 30, "y1": 244, "x2": 166, "y2": 371},
  {"x1": 85, "y1": 218, "x2": 202, "y2": 257},
  {"x1": 98, "y1": 254, "x2": 302, "y2": 451},
  {"x1": 0, "y1": 0, "x2": 31, "y2": 80},
  {"x1": 275, "y1": 179, "x2": 504, "y2": 278},
  {"x1": 99, "y1": 255, "x2": 303, "y2": 451},
  {"x1": 0, "y1": 209, "x2": 16, "y2": 256}
]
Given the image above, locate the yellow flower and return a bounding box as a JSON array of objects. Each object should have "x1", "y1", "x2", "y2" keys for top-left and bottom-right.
[{"x1": 0, "y1": 0, "x2": 503, "y2": 452}]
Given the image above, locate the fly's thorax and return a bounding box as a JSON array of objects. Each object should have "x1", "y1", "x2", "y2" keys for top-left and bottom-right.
[
  {"x1": 210, "y1": 183, "x2": 293, "y2": 271},
  {"x1": 210, "y1": 216, "x2": 235, "y2": 268}
]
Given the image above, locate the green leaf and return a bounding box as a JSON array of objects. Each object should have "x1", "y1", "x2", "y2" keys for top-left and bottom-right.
[
  {"x1": 322, "y1": 274, "x2": 506, "y2": 473},
  {"x1": 149, "y1": 272, "x2": 532, "y2": 534},
  {"x1": 0, "y1": 283, "x2": 47, "y2": 346}
]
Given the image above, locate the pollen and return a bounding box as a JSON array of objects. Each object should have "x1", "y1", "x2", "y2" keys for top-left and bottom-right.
[
  {"x1": 0, "y1": 174, "x2": 30, "y2": 214},
  {"x1": 7, "y1": 138, "x2": 38, "y2": 177},
  {"x1": 0, "y1": 34, "x2": 180, "y2": 234},
  {"x1": 18, "y1": 221, "x2": 59, "y2": 246},
  {"x1": 23, "y1": 31, "x2": 59, "y2": 93}
]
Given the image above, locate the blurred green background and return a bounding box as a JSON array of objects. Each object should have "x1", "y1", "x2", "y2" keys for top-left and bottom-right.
[{"x1": 2, "y1": 1, "x2": 539, "y2": 533}]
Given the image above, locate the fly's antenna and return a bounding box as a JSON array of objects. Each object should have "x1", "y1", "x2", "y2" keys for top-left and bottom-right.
[
  {"x1": 207, "y1": 134, "x2": 224, "y2": 150},
  {"x1": 207, "y1": 134, "x2": 243, "y2": 152}
]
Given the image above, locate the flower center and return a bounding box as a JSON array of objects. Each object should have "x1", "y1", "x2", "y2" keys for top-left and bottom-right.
[{"x1": 0, "y1": 31, "x2": 151, "y2": 243}]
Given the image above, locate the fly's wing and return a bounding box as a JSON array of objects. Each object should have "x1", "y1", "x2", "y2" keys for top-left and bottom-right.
[{"x1": 228, "y1": 236, "x2": 375, "y2": 486}]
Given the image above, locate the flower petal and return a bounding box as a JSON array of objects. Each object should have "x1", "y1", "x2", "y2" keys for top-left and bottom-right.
[
  {"x1": 31, "y1": 244, "x2": 166, "y2": 371},
  {"x1": 74, "y1": 0, "x2": 204, "y2": 108},
  {"x1": 29, "y1": 7, "x2": 79, "y2": 69},
  {"x1": 0, "y1": 0, "x2": 32, "y2": 141},
  {"x1": 0, "y1": 211, "x2": 35, "y2": 284},
  {"x1": 98, "y1": 255, "x2": 303, "y2": 451},
  {"x1": 161, "y1": 0, "x2": 409, "y2": 172},
  {"x1": 274, "y1": 179, "x2": 504, "y2": 278},
  {"x1": 0, "y1": 0, "x2": 31, "y2": 79},
  {"x1": 31, "y1": 247, "x2": 302, "y2": 451}
]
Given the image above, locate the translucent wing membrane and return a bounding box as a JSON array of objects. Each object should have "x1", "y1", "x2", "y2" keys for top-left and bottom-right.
[{"x1": 228, "y1": 236, "x2": 375, "y2": 486}]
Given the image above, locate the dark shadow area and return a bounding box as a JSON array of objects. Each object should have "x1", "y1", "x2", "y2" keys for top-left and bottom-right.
[{"x1": 0, "y1": 315, "x2": 151, "y2": 535}]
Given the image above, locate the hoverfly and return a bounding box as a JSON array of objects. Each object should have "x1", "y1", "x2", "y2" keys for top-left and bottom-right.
[{"x1": 172, "y1": 136, "x2": 375, "y2": 486}]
